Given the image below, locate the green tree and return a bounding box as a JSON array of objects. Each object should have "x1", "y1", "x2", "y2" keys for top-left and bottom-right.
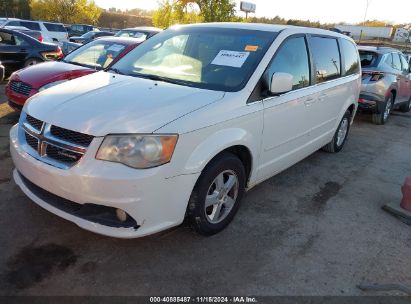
[
  {"x1": 152, "y1": 0, "x2": 202, "y2": 28},
  {"x1": 0, "y1": 0, "x2": 31, "y2": 18},
  {"x1": 193, "y1": 0, "x2": 235, "y2": 22},
  {"x1": 30, "y1": 0, "x2": 102, "y2": 24}
]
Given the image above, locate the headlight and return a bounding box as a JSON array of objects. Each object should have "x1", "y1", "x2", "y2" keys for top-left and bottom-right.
[
  {"x1": 96, "y1": 135, "x2": 178, "y2": 169},
  {"x1": 38, "y1": 79, "x2": 68, "y2": 92}
]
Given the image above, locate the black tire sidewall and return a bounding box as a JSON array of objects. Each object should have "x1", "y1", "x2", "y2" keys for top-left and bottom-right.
[
  {"x1": 188, "y1": 153, "x2": 246, "y2": 235},
  {"x1": 333, "y1": 110, "x2": 351, "y2": 152}
]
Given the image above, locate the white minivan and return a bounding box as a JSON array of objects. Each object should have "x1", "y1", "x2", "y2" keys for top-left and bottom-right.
[
  {"x1": 10, "y1": 23, "x2": 361, "y2": 238},
  {"x1": 0, "y1": 18, "x2": 68, "y2": 43}
]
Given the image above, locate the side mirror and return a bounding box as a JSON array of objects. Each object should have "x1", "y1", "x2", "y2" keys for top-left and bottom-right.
[{"x1": 269, "y1": 72, "x2": 294, "y2": 95}]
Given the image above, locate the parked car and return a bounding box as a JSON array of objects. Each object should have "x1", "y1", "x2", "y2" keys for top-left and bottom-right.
[
  {"x1": 0, "y1": 18, "x2": 68, "y2": 43},
  {"x1": 6, "y1": 37, "x2": 141, "y2": 110},
  {"x1": 10, "y1": 23, "x2": 360, "y2": 238},
  {"x1": 358, "y1": 46, "x2": 411, "y2": 124},
  {"x1": 69, "y1": 31, "x2": 115, "y2": 44},
  {"x1": 114, "y1": 26, "x2": 162, "y2": 42},
  {"x1": 65, "y1": 24, "x2": 99, "y2": 37},
  {"x1": 4, "y1": 26, "x2": 43, "y2": 42},
  {"x1": 0, "y1": 61, "x2": 4, "y2": 81},
  {"x1": 0, "y1": 28, "x2": 63, "y2": 77}
]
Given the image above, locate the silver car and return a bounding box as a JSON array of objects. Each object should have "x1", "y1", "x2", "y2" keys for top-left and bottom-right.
[{"x1": 358, "y1": 46, "x2": 411, "y2": 124}]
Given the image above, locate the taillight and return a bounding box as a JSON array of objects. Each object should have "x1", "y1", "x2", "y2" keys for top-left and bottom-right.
[
  {"x1": 363, "y1": 71, "x2": 384, "y2": 82},
  {"x1": 38, "y1": 35, "x2": 43, "y2": 42},
  {"x1": 56, "y1": 46, "x2": 63, "y2": 59}
]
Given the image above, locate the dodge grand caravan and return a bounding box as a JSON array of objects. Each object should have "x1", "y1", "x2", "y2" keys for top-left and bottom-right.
[{"x1": 10, "y1": 23, "x2": 361, "y2": 238}]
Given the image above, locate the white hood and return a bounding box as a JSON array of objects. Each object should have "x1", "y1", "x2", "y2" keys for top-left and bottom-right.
[{"x1": 24, "y1": 71, "x2": 225, "y2": 136}]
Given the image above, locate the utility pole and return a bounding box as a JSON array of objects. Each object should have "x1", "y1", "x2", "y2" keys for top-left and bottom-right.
[{"x1": 359, "y1": 0, "x2": 372, "y2": 44}]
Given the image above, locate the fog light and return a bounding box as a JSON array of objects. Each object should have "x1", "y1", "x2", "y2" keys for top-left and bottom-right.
[{"x1": 116, "y1": 209, "x2": 128, "y2": 222}]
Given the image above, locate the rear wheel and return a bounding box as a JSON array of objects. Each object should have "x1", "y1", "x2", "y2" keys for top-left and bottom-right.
[
  {"x1": 24, "y1": 58, "x2": 42, "y2": 67},
  {"x1": 399, "y1": 97, "x2": 411, "y2": 113},
  {"x1": 187, "y1": 152, "x2": 246, "y2": 235},
  {"x1": 322, "y1": 110, "x2": 351, "y2": 153},
  {"x1": 372, "y1": 94, "x2": 393, "y2": 125}
]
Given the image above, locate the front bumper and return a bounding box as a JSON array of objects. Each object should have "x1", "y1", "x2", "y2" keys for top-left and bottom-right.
[
  {"x1": 10, "y1": 124, "x2": 199, "y2": 238},
  {"x1": 5, "y1": 85, "x2": 37, "y2": 109}
]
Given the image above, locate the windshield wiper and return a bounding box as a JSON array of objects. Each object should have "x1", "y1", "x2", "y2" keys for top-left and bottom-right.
[
  {"x1": 106, "y1": 67, "x2": 125, "y2": 75},
  {"x1": 132, "y1": 73, "x2": 196, "y2": 87}
]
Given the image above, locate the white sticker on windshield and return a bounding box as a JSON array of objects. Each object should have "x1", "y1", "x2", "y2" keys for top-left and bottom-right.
[
  {"x1": 107, "y1": 44, "x2": 125, "y2": 52},
  {"x1": 211, "y1": 50, "x2": 250, "y2": 68}
]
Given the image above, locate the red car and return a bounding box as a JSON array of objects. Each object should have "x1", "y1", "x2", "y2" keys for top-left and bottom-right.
[{"x1": 6, "y1": 37, "x2": 140, "y2": 110}]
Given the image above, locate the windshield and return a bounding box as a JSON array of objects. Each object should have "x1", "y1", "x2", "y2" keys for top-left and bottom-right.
[
  {"x1": 359, "y1": 51, "x2": 378, "y2": 67},
  {"x1": 115, "y1": 30, "x2": 148, "y2": 42},
  {"x1": 110, "y1": 27, "x2": 277, "y2": 91},
  {"x1": 81, "y1": 31, "x2": 95, "y2": 38},
  {"x1": 64, "y1": 40, "x2": 127, "y2": 69}
]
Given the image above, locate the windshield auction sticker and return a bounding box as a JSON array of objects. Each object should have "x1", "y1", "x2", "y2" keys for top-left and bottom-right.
[{"x1": 211, "y1": 50, "x2": 250, "y2": 68}]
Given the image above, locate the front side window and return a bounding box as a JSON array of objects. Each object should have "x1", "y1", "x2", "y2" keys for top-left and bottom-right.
[
  {"x1": 111, "y1": 27, "x2": 277, "y2": 92},
  {"x1": 392, "y1": 53, "x2": 402, "y2": 70},
  {"x1": 266, "y1": 36, "x2": 310, "y2": 90},
  {"x1": 311, "y1": 37, "x2": 341, "y2": 83},
  {"x1": 341, "y1": 39, "x2": 360, "y2": 76},
  {"x1": 64, "y1": 40, "x2": 126, "y2": 69}
]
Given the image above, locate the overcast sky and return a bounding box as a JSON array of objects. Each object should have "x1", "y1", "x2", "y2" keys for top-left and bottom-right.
[{"x1": 94, "y1": 0, "x2": 411, "y2": 24}]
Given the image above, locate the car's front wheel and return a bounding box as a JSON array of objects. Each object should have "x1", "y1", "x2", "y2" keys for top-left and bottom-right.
[
  {"x1": 187, "y1": 152, "x2": 246, "y2": 235},
  {"x1": 322, "y1": 110, "x2": 351, "y2": 153}
]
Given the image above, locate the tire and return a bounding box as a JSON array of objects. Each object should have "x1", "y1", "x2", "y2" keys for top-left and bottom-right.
[
  {"x1": 187, "y1": 152, "x2": 246, "y2": 236},
  {"x1": 24, "y1": 58, "x2": 42, "y2": 67},
  {"x1": 399, "y1": 97, "x2": 411, "y2": 113},
  {"x1": 372, "y1": 93, "x2": 393, "y2": 125},
  {"x1": 322, "y1": 110, "x2": 351, "y2": 153}
]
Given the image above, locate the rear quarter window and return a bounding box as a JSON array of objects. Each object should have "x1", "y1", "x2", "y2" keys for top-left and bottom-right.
[
  {"x1": 44, "y1": 23, "x2": 67, "y2": 32},
  {"x1": 340, "y1": 39, "x2": 360, "y2": 76}
]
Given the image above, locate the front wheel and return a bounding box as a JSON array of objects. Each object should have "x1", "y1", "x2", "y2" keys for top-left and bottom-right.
[
  {"x1": 322, "y1": 110, "x2": 351, "y2": 153},
  {"x1": 24, "y1": 58, "x2": 42, "y2": 67},
  {"x1": 187, "y1": 152, "x2": 246, "y2": 235}
]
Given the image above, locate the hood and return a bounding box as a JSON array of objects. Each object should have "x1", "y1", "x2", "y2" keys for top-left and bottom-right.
[
  {"x1": 24, "y1": 71, "x2": 225, "y2": 136},
  {"x1": 14, "y1": 61, "x2": 92, "y2": 89}
]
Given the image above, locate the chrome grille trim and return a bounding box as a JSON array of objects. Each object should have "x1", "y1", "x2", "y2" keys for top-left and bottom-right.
[{"x1": 20, "y1": 112, "x2": 93, "y2": 169}]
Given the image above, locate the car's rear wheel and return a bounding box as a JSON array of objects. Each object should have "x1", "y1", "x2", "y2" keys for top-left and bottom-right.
[
  {"x1": 24, "y1": 58, "x2": 42, "y2": 67},
  {"x1": 372, "y1": 94, "x2": 393, "y2": 125},
  {"x1": 399, "y1": 97, "x2": 411, "y2": 113},
  {"x1": 187, "y1": 152, "x2": 246, "y2": 235},
  {"x1": 322, "y1": 110, "x2": 351, "y2": 153}
]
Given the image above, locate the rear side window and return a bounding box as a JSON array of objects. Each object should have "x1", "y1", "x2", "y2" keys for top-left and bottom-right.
[
  {"x1": 392, "y1": 53, "x2": 401, "y2": 70},
  {"x1": 0, "y1": 32, "x2": 15, "y2": 45},
  {"x1": 340, "y1": 39, "x2": 360, "y2": 76},
  {"x1": 20, "y1": 21, "x2": 41, "y2": 31},
  {"x1": 266, "y1": 36, "x2": 310, "y2": 90},
  {"x1": 44, "y1": 23, "x2": 66, "y2": 32},
  {"x1": 6, "y1": 21, "x2": 20, "y2": 26},
  {"x1": 310, "y1": 37, "x2": 341, "y2": 83}
]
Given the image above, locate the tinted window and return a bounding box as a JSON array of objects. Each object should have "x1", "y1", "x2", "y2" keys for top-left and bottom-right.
[
  {"x1": 392, "y1": 53, "x2": 401, "y2": 70},
  {"x1": 6, "y1": 21, "x2": 20, "y2": 26},
  {"x1": 340, "y1": 39, "x2": 360, "y2": 75},
  {"x1": 20, "y1": 21, "x2": 41, "y2": 31},
  {"x1": 112, "y1": 28, "x2": 277, "y2": 92},
  {"x1": 311, "y1": 37, "x2": 341, "y2": 83},
  {"x1": 0, "y1": 32, "x2": 15, "y2": 45},
  {"x1": 400, "y1": 55, "x2": 409, "y2": 73},
  {"x1": 44, "y1": 23, "x2": 66, "y2": 32},
  {"x1": 266, "y1": 37, "x2": 310, "y2": 90}
]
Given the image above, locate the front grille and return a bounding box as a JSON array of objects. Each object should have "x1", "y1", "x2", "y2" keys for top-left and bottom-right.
[
  {"x1": 46, "y1": 145, "x2": 83, "y2": 164},
  {"x1": 26, "y1": 115, "x2": 43, "y2": 131},
  {"x1": 22, "y1": 113, "x2": 94, "y2": 169},
  {"x1": 10, "y1": 81, "x2": 32, "y2": 96},
  {"x1": 50, "y1": 125, "x2": 94, "y2": 147},
  {"x1": 25, "y1": 132, "x2": 38, "y2": 150}
]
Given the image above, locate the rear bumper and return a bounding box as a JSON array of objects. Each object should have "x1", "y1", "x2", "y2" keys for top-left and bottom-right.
[{"x1": 358, "y1": 92, "x2": 385, "y2": 113}]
